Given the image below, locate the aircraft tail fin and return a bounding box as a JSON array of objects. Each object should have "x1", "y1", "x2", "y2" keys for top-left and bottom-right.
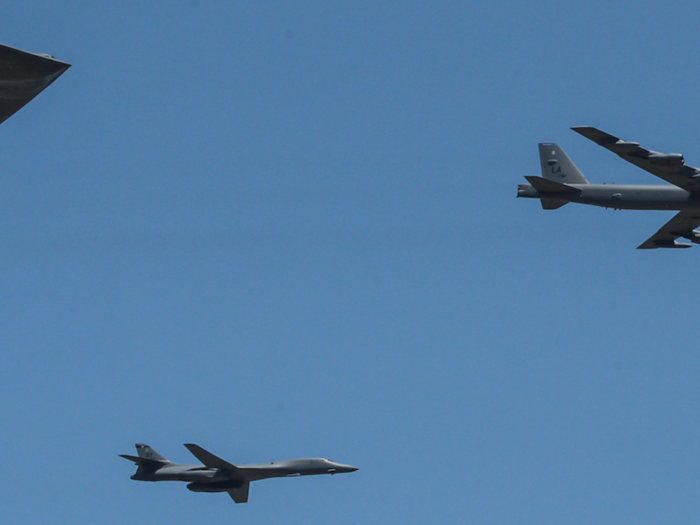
[
  {"x1": 135, "y1": 443, "x2": 168, "y2": 462},
  {"x1": 540, "y1": 198, "x2": 568, "y2": 210},
  {"x1": 524, "y1": 175, "x2": 580, "y2": 211},
  {"x1": 539, "y1": 143, "x2": 589, "y2": 184},
  {"x1": 121, "y1": 444, "x2": 170, "y2": 479},
  {"x1": 524, "y1": 175, "x2": 580, "y2": 194}
]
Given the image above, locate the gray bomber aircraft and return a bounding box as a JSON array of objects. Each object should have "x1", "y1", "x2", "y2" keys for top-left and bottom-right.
[
  {"x1": 0, "y1": 43, "x2": 70, "y2": 125},
  {"x1": 120, "y1": 443, "x2": 358, "y2": 504},
  {"x1": 518, "y1": 127, "x2": 700, "y2": 249}
]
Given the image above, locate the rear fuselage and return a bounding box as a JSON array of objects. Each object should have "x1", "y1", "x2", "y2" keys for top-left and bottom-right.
[{"x1": 517, "y1": 183, "x2": 700, "y2": 210}]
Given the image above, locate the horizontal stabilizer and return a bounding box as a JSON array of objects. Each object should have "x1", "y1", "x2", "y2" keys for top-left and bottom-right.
[
  {"x1": 637, "y1": 240, "x2": 692, "y2": 249},
  {"x1": 184, "y1": 444, "x2": 240, "y2": 472},
  {"x1": 540, "y1": 198, "x2": 568, "y2": 210},
  {"x1": 119, "y1": 454, "x2": 166, "y2": 467},
  {"x1": 525, "y1": 176, "x2": 581, "y2": 194}
]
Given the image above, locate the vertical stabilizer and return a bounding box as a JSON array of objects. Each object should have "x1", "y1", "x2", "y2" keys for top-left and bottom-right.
[
  {"x1": 136, "y1": 444, "x2": 168, "y2": 462},
  {"x1": 538, "y1": 143, "x2": 589, "y2": 184}
]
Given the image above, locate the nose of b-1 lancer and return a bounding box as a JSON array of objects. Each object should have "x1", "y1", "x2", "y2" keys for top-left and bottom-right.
[{"x1": 332, "y1": 463, "x2": 358, "y2": 474}]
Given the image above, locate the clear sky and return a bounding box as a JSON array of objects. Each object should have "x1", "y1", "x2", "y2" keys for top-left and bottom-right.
[{"x1": 3, "y1": 1, "x2": 700, "y2": 523}]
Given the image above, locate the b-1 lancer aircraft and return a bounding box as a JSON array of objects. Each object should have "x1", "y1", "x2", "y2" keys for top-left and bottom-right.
[
  {"x1": 0, "y1": 43, "x2": 70, "y2": 125},
  {"x1": 120, "y1": 443, "x2": 358, "y2": 504},
  {"x1": 518, "y1": 127, "x2": 700, "y2": 249}
]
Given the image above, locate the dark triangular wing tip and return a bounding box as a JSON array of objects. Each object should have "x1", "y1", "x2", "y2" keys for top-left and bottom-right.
[
  {"x1": 53, "y1": 61, "x2": 71, "y2": 72},
  {"x1": 0, "y1": 43, "x2": 71, "y2": 68},
  {"x1": 570, "y1": 126, "x2": 598, "y2": 133}
]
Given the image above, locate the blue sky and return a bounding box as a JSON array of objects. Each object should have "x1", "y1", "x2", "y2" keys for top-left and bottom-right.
[{"x1": 3, "y1": 1, "x2": 700, "y2": 523}]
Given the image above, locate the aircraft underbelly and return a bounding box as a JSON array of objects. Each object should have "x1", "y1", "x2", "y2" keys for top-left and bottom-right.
[
  {"x1": 177, "y1": 470, "x2": 222, "y2": 482},
  {"x1": 580, "y1": 198, "x2": 689, "y2": 210},
  {"x1": 571, "y1": 186, "x2": 695, "y2": 211}
]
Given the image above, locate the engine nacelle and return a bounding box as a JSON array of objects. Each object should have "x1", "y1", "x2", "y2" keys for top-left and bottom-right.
[
  {"x1": 187, "y1": 479, "x2": 245, "y2": 493},
  {"x1": 681, "y1": 230, "x2": 700, "y2": 244},
  {"x1": 647, "y1": 153, "x2": 685, "y2": 166}
]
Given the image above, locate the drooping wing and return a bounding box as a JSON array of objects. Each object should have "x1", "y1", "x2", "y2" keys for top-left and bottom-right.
[
  {"x1": 637, "y1": 211, "x2": 700, "y2": 249},
  {"x1": 571, "y1": 126, "x2": 700, "y2": 193},
  {"x1": 183, "y1": 443, "x2": 240, "y2": 472},
  {"x1": 0, "y1": 43, "x2": 71, "y2": 125},
  {"x1": 227, "y1": 482, "x2": 250, "y2": 504}
]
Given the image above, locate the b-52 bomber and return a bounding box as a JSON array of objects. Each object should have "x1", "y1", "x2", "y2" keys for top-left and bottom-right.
[
  {"x1": 518, "y1": 127, "x2": 700, "y2": 249},
  {"x1": 0, "y1": 43, "x2": 70, "y2": 125},
  {"x1": 120, "y1": 443, "x2": 358, "y2": 504}
]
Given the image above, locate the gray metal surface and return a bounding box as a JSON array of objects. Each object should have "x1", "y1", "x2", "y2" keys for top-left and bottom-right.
[
  {"x1": 120, "y1": 443, "x2": 358, "y2": 504},
  {"x1": 0, "y1": 44, "x2": 70, "y2": 125},
  {"x1": 518, "y1": 127, "x2": 700, "y2": 248}
]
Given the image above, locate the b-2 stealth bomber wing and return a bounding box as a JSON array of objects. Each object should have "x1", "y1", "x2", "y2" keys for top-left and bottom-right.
[
  {"x1": 571, "y1": 126, "x2": 700, "y2": 193},
  {"x1": 0, "y1": 43, "x2": 70, "y2": 125}
]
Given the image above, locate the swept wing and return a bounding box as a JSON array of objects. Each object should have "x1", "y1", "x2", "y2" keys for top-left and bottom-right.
[
  {"x1": 637, "y1": 211, "x2": 700, "y2": 249},
  {"x1": 0, "y1": 44, "x2": 70, "y2": 125},
  {"x1": 184, "y1": 443, "x2": 240, "y2": 472},
  {"x1": 571, "y1": 126, "x2": 700, "y2": 193}
]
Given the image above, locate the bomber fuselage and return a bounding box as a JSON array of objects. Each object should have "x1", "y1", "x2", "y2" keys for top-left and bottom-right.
[
  {"x1": 132, "y1": 458, "x2": 358, "y2": 484},
  {"x1": 517, "y1": 183, "x2": 700, "y2": 211},
  {"x1": 121, "y1": 443, "x2": 358, "y2": 503}
]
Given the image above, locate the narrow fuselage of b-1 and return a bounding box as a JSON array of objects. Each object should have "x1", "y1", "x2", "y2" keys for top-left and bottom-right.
[{"x1": 131, "y1": 457, "x2": 357, "y2": 484}]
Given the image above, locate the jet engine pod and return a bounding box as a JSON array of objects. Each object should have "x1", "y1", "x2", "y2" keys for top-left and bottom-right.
[
  {"x1": 187, "y1": 479, "x2": 245, "y2": 493},
  {"x1": 681, "y1": 230, "x2": 700, "y2": 244},
  {"x1": 647, "y1": 153, "x2": 685, "y2": 166}
]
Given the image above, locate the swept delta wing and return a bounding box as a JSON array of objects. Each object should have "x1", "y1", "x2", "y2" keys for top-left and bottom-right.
[{"x1": 0, "y1": 44, "x2": 70, "y2": 125}]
